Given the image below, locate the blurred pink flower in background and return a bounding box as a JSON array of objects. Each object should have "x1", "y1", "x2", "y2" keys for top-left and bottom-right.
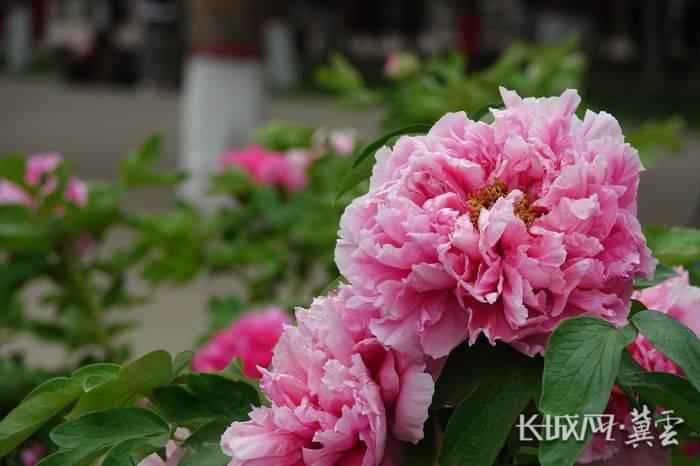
[
  {"x1": 0, "y1": 180, "x2": 33, "y2": 207},
  {"x1": 221, "y1": 285, "x2": 433, "y2": 465},
  {"x1": 64, "y1": 179, "x2": 88, "y2": 207},
  {"x1": 1, "y1": 153, "x2": 89, "y2": 208},
  {"x1": 329, "y1": 129, "x2": 357, "y2": 156},
  {"x1": 220, "y1": 144, "x2": 310, "y2": 193},
  {"x1": 192, "y1": 307, "x2": 292, "y2": 378},
  {"x1": 19, "y1": 442, "x2": 47, "y2": 466},
  {"x1": 336, "y1": 88, "x2": 654, "y2": 360},
  {"x1": 25, "y1": 152, "x2": 61, "y2": 191}
]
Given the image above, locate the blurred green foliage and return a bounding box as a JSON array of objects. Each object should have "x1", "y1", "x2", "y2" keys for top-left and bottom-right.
[{"x1": 315, "y1": 36, "x2": 683, "y2": 166}]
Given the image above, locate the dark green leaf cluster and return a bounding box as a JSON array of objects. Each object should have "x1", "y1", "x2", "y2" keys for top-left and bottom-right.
[{"x1": 0, "y1": 351, "x2": 259, "y2": 465}]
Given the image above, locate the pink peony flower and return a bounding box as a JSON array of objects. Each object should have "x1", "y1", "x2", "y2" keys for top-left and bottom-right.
[
  {"x1": 336, "y1": 88, "x2": 655, "y2": 359},
  {"x1": 330, "y1": 129, "x2": 357, "y2": 156},
  {"x1": 220, "y1": 285, "x2": 434, "y2": 465},
  {"x1": 192, "y1": 307, "x2": 292, "y2": 378},
  {"x1": 0, "y1": 180, "x2": 33, "y2": 207},
  {"x1": 578, "y1": 268, "x2": 700, "y2": 464},
  {"x1": 220, "y1": 144, "x2": 310, "y2": 193}
]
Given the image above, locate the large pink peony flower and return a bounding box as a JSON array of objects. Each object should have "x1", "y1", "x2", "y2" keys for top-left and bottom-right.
[
  {"x1": 336, "y1": 88, "x2": 655, "y2": 358},
  {"x1": 578, "y1": 268, "x2": 700, "y2": 464},
  {"x1": 192, "y1": 307, "x2": 292, "y2": 378},
  {"x1": 220, "y1": 285, "x2": 434, "y2": 465},
  {"x1": 220, "y1": 144, "x2": 310, "y2": 193}
]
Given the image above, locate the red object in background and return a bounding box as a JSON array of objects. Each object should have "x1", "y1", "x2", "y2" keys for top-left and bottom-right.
[{"x1": 456, "y1": 13, "x2": 480, "y2": 60}]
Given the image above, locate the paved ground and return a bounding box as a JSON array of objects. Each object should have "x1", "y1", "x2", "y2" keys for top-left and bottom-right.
[{"x1": 1, "y1": 78, "x2": 699, "y2": 366}]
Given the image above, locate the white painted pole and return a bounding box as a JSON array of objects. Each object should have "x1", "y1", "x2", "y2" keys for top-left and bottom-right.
[{"x1": 179, "y1": 0, "x2": 264, "y2": 206}]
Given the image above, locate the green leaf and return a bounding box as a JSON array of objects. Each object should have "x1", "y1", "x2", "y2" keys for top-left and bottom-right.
[
  {"x1": 151, "y1": 385, "x2": 214, "y2": 429},
  {"x1": 634, "y1": 263, "x2": 677, "y2": 289},
  {"x1": 119, "y1": 135, "x2": 185, "y2": 187},
  {"x1": 627, "y1": 117, "x2": 684, "y2": 166},
  {"x1": 334, "y1": 124, "x2": 431, "y2": 203},
  {"x1": 51, "y1": 407, "x2": 169, "y2": 452},
  {"x1": 644, "y1": 225, "x2": 700, "y2": 265},
  {"x1": 71, "y1": 363, "x2": 120, "y2": 391},
  {"x1": 173, "y1": 350, "x2": 196, "y2": 377},
  {"x1": 538, "y1": 318, "x2": 637, "y2": 466},
  {"x1": 0, "y1": 377, "x2": 81, "y2": 459},
  {"x1": 402, "y1": 417, "x2": 436, "y2": 466},
  {"x1": 153, "y1": 373, "x2": 260, "y2": 428},
  {"x1": 315, "y1": 53, "x2": 366, "y2": 93},
  {"x1": 179, "y1": 420, "x2": 229, "y2": 466},
  {"x1": 37, "y1": 446, "x2": 108, "y2": 466},
  {"x1": 102, "y1": 434, "x2": 169, "y2": 466},
  {"x1": 252, "y1": 120, "x2": 314, "y2": 152},
  {"x1": 0, "y1": 154, "x2": 26, "y2": 183},
  {"x1": 319, "y1": 275, "x2": 347, "y2": 296},
  {"x1": 433, "y1": 340, "x2": 537, "y2": 409},
  {"x1": 471, "y1": 102, "x2": 501, "y2": 121},
  {"x1": 617, "y1": 369, "x2": 700, "y2": 431},
  {"x1": 631, "y1": 310, "x2": 700, "y2": 392},
  {"x1": 438, "y1": 359, "x2": 540, "y2": 466},
  {"x1": 68, "y1": 350, "x2": 173, "y2": 420},
  {"x1": 185, "y1": 373, "x2": 260, "y2": 425}
]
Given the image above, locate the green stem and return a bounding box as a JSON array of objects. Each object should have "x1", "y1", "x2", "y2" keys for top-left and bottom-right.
[{"x1": 54, "y1": 243, "x2": 116, "y2": 361}]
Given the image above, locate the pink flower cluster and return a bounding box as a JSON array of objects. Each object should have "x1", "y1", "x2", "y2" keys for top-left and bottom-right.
[
  {"x1": 220, "y1": 285, "x2": 434, "y2": 465},
  {"x1": 220, "y1": 144, "x2": 311, "y2": 193},
  {"x1": 220, "y1": 89, "x2": 659, "y2": 465},
  {"x1": 0, "y1": 153, "x2": 88, "y2": 208},
  {"x1": 336, "y1": 88, "x2": 655, "y2": 359},
  {"x1": 192, "y1": 307, "x2": 291, "y2": 379},
  {"x1": 579, "y1": 268, "x2": 700, "y2": 464}
]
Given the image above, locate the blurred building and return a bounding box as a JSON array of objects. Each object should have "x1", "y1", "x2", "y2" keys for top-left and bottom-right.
[{"x1": 1, "y1": 0, "x2": 699, "y2": 89}]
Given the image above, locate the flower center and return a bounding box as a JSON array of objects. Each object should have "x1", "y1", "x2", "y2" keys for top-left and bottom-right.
[{"x1": 467, "y1": 180, "x2": 539, "y2": 228}]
